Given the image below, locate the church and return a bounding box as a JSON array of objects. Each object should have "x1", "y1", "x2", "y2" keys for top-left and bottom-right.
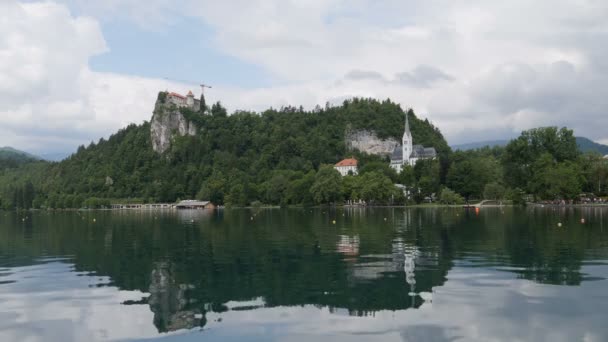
[{"x1": 389, "y1": 112, "x2": 437, "y2": 173}]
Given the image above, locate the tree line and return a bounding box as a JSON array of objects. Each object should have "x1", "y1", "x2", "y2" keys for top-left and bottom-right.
[{"x1": 0, "y1": 95, "x2": 606, "y2": 209}]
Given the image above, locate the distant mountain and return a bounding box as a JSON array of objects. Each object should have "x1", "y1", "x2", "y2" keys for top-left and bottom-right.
[
  {"x1": 576, "y1": 137, "x2": 608, "y2": 155},
  {"x1": 37, "y1": 152, "x2": 69, "y2": 162},
  {"x1": 0, "y1": 147, "x2": 43, "y2": 170},
  {"x1": 0, "y1": 147, "x2": 41, "y2": 161},
  {"x1": 451, "y1": 140, "x2": 509, "y2": 151},
  {"x1": 452, "y1": 137, "x2": 608, "y2": 156}
]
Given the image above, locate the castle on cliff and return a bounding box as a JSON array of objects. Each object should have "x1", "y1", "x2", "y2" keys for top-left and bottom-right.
[{"x1": 166, "y1": 90, "x2": 201, "y2": 110}]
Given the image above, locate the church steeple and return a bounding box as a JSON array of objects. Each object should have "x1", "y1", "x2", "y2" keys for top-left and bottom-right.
[{"x1": 402, "y1": 110, "x2": 413, "y2": 164}]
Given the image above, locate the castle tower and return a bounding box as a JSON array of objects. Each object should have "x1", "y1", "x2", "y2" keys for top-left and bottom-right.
[
  {"x1": 186, "y1": 90, "x2": 195, "y2": 108},
  {"x1": 402, "y1": 111, "x2": 413, "y2": 165}
]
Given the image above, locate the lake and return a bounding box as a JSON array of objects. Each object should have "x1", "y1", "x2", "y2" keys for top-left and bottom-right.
[{"x1": 1, "y1": 207, "x2": 608, "y2": 341}]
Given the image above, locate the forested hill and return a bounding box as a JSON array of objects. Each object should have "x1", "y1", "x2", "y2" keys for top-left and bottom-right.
[
  {"x1": 0, "y1": 147, "x2": 41, "y2": 170},
  {"x1": 0, "y1": 97, "x2": 449, "y2": 208}
]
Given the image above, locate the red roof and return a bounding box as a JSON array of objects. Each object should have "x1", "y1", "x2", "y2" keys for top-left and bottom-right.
[
  {"x1": 168, "y1": 92, "x2": 186, "y2": 99},
  {"x1": 335, "y1": 158, "x2": 358, "y2": 167}
]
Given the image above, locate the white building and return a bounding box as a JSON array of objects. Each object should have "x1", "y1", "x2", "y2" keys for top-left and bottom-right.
[
  {"x1": 389, "y1": 112, "x2": 437, "y2": 173},
  {"x1": 334, "y1": 158, "x2": 358, "y2": 176},
  {"x1": 166, "y1": 90, "x2": 199, "y2": 110}
]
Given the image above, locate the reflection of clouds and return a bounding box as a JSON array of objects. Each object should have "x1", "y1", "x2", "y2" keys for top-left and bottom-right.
[
  {"x1": 146, "y1": 266, "x2": 608, "y2": 342},
  {"x1": 0, "y1": 262, "x2": 160, "y2": 342}
]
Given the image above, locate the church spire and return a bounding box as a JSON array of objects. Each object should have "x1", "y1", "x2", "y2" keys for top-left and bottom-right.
[{"x1": 405, "y1": 110, "x2": 410, "y2": 134}]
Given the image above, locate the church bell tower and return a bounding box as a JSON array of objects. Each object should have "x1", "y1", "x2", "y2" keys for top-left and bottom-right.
[{"x1": 402, "y1": 111, "x2": 413, "y2": 164}]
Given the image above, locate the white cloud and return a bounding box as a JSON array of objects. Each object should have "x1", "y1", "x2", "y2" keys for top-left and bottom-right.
[
  {"x1": 3, "y1": 0, "x2": 608, "y2": 155},
  {"x1": 0, "y1": 1, "x2": 107, "y2": 153}
]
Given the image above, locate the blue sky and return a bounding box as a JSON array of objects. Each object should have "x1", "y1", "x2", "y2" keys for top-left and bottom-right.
[
  {"x1": 89, "y1": 16, "x2": 275, "y2": 88},
  {"x1": 2, "y1": 0, "x2": 608, "y2": 157}
]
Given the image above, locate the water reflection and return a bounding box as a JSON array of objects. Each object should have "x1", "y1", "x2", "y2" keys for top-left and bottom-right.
[
  {"x1": 0, "y1": 208, "x2": 607, "y2": 341},
  {"x1": 147, "y1": 262, "x2": 204, "y2": 332}
]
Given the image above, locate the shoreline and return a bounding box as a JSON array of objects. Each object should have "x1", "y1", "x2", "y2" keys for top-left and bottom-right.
[{"x1": 7, "y1": 203, "x2": 608, "y2": 212}]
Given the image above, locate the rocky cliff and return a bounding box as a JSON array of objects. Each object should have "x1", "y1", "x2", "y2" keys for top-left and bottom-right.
[
  {"x1": 150, "y1": 97, "x2": 198, "y2": 154},
  {"x1": 346, "y1": 129, "x2": 400, "y2": 156}
]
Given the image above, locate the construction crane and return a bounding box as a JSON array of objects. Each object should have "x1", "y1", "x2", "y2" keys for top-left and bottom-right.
[
  {"x1": 163, "y1": 77, "x2": 212, "y2": 95},
  {"x1": 200, "y1": 83, "x2": 212, "y2": 94}
]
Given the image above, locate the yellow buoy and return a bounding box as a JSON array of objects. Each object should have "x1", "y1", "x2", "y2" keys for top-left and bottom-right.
[
  {"x1": 557, "y1": 222, "x2": 562, "y2": 227},
  {"x1": 93, "y1": 218, "x2": 96, "y2": 223},
  {"x1": 332, "y1": 220, "x2": 336, "y2": 224}
]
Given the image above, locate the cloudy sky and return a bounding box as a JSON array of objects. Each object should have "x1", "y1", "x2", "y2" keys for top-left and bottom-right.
[{"x1": 1, "y1": 1, "x2": 607, "y2": 157}]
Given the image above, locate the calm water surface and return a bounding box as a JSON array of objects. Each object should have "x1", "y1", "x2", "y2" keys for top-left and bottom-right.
[{"x1": 1, "y1": 207, "x2": 608, "y2": 341}]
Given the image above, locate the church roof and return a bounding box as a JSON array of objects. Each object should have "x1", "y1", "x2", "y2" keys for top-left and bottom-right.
[
  {"x1": 412, "y1": 145, "x2": 437, "y2": 158},
  {"x1": 390, "y1": 146, "x2": 403, "y2": 161},
  {"x1": 335, "y1": 158, "x2": 358, "y2": 167}
]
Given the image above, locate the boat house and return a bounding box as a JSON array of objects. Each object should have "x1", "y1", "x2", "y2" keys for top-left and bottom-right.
[{"x1": 175, "y1": 200, "x2": 215, "y2": 209}]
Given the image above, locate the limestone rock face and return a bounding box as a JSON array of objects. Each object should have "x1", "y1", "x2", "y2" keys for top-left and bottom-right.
[
  {"x1": 346, "y1": 129, "x2": 399, "y2": 156},
  {"x1": 150, "y1": 101, "x2": 198, "y2": 154}
]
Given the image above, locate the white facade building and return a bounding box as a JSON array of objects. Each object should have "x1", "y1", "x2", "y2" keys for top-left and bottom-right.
[
  {"x1": 389, "y1": 112, "x2": 437, "y2": 173},
  {"x1": 334, "y1": 158, "x2": 358, "y2": 176},
  {"x1": 167, "y1": 90, "x2": 200, "y2": 110}
]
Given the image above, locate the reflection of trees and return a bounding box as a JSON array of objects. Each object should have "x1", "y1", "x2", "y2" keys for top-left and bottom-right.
[
  {"x1": 1, "y1": 207, "x2": 607, "y2": 331},
  {"x1": 442, "y1": 207, "x2": 608, "y2": 285}
]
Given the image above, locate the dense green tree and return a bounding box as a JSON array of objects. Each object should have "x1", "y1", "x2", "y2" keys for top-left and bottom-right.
[
  {"x1": 358, "y1": 171, "x2": 396, "y2": 204},
  {"x1": 580, "y1": 153, "x2": 608, "y2": 195},
  {"x1": 197, "y1": 170, "x2": 227, "y2": 205},
  {"x1": 503, "y1": 127, "x2": 579, "y2": 192},
  {"x1": 447, "y1": 151, "x2": 502, "y2": 200},
  {"x1": 543, "y1": 161, "x2": 583, "y2": 200},
  {"x1": 484, "y1": 182, "x2": 506, "y2": 201},
  {"x1": 310, "y1": 166, "x2": 342, "y2": 205},
  {"x1": 286, "y1": 171, "x2": 315, "y2": 206},
  {"x1": 439, "y1": 188, "x2": 465, "y2": 205},
  {"x1": 358, "y1": 161, "x2": 399, "y2": 183},
  {"x1": 413, "y1": 159, "x2": 441, "y2": 201}
]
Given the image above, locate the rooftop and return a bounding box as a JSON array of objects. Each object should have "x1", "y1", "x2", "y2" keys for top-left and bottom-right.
[
  {"x1": 175, "y1": 200, "x2": 210, "y2": 206},
  {"x1": 168, "y1": 92, "x2": 186, "y2": 99},
  {"x1": 335, "y1": 158, "x2": 358, "y2": 167}
]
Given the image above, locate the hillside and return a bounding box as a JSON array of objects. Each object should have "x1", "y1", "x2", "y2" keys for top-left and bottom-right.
[{"x1": 0, "y1": 96, "x2": 449, "y2": 209}]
